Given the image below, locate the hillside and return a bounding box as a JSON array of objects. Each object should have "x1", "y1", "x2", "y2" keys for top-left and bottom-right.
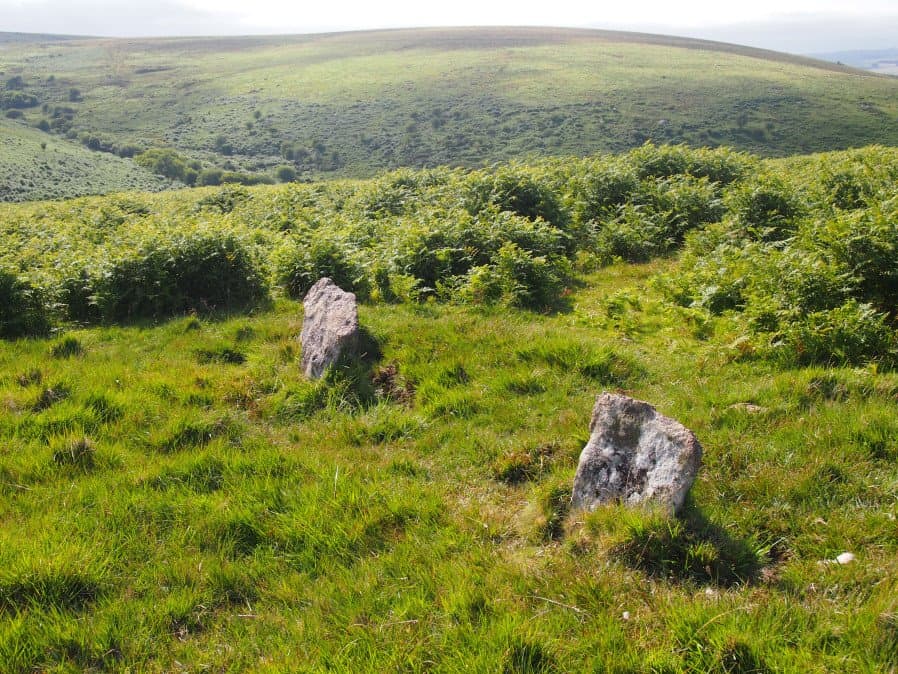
[
  {"x1": 0, "y1": 118, "x2": 171, "y2": 201},
  {"x1": 2, "y1": 27, "x2": 898, "y2": 200},
  {"x1": 0, "y1": 144, "x2": 897, "y2": 670}
]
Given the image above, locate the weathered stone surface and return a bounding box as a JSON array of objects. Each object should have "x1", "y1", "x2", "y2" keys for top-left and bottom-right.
[
  {"x1": 300, "y1": 278, "x2": 360, "y2": 379},
  {"x1": 571, "y1": 392, "x2": 702, "y2": 514}
]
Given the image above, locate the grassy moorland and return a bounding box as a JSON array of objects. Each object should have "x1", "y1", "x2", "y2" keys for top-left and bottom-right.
[
  {"x1": 0, "y1": 118, "x2": 170, "y2": 201},
  {"x1": 2, "y1": 27, "x2": 898, "y2": 200},
  {"x1": 0, "y1": 144, "x2": 897, "y2": 671}
]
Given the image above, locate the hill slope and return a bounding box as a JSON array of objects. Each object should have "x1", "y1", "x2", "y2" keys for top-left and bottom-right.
[
  {"x1": 0, "y1": 118, "x2": 171, "y2": 201},
  {"x1": 2, "y1": 26, "x2": 898, "y2": 199}
]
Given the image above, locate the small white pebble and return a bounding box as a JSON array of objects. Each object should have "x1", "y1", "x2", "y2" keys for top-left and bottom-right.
[
  {"x1": 836, "y1": 552, "x2": 856, "y2": 565},
  {"x1": 622, "y1": 611, "x2": 630, "y2": 621}
]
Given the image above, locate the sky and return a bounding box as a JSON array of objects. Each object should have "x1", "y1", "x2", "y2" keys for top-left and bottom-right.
[{"x1": 1, "y1": 0, "x2": 896, "y2": 54}]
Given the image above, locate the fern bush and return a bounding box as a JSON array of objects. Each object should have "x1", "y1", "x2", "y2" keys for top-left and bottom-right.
[
  {"x1": 457, "y1": 242, "x2": 571, "y2": 310},
  {"x1": 272, "y1": 234, "x2": 371, "y2": 299},
  {"x1": 771, "y1": 301, "x2": 897, "y2": 367},
  {"x1": 462, "y1": 165, "x2": 568, "y2": 229},
  {"x1": 724, "y1": 173, "x2": 806, "y2": 241},
  {"x1": 92, "y1": 233, "x2": 268, "y2": 321},
  {"x1": 666, "y1": 149, "x2": 898, "y2": 367},
  {"x1": 0, "y1": 270, "x2": 51, "y2": 339}
]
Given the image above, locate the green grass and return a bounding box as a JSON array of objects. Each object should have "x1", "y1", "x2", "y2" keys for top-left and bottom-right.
[
  {"x1": 3, "y1": 26, "x2": 898, "y2": 200},
  {"x1": 0, "y1": 259, "x2": 896, "y2": 670},
  {"x1": 0, "y1": 118, "x2": 169, "y2": 201}
]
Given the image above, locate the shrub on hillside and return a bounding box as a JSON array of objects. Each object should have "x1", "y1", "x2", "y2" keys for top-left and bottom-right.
[
  {"x1": 116, "y1": 143, "x2": 142, "y2": 159},
  {"x1": 573, "y1": 166, "x2": 724, "y2": 262},
  {"x1": 725, "y1": 173, "x2": 806, "y2": 241},
  {"x1": 195, "y1": 186, "x2": 250, "y2": 213},
  {"x1": 593, "y1": 206, "x2": 669, "y2": 264},
  {"x1": 571, "y1": 160, "x2": 640, "y2": 223},
  {"x1": 627, "y1": 143, "x2": 753, "y2": 185},
  {"x1": 347, "y1": 174, "x2": 423, "y2": 218},
  {"x1": 627, "y1": 143, "x2": 694, "y2": 179},
  {"x1": 638, "y1": 175, "x2": 725, "y2": 241},
  {"x1": 196, "y1": 168, "x2": 224, "y2": 187},
  {"x1": 135, "y1": 148, "x2": 199, "y2": 185},
  {"x1": 771, "y1": 301, "x2": 897, "y2": 367},
  {"x1": 0, "y1": 270, "x2": 51, "y2": 339},
  {"x1": 391, "y1": 210, "x2": 570, "y2": 293},
  {"x1": 392, "y1": 217, "x2": 488, "y2": 290},
  {"x1": 274, "y1": 165, "x2": 297, "y2": 183},
  {"x1": 91, "y1": 233, "x2": 268, "y2": 321},
  {"x1": 458, "y1": 242, "x2": 571, "y2": 310},
  {"x1": 60, "y1": 270, "x2": 101, "y2": 324},
  {"x1": 462, "y1": 166, "x2": 568, "y2": 229},
  {"x1": 0, "y1": 91, "x2": 39, "y2": 110},
  {"x1": 272, "y1": 235, "x2": 370, "y2": 299},
  {"x1": 213, "y1": 135, "x2": 233, "y2": 156},
  {"x1": 812, "y1": 205, "x2": 898, "y2": 315},
  {"x1": 220, "y1": 171, "x2": 274, "y2": 186}
]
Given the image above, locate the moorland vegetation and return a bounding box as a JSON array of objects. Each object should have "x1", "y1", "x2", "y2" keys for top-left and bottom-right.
[
  {"x1": 3, "y1": 27, "x2": 898, "y2": 201},
  {"x1": 0, "y1": 143, "x2": 897, "y2": 669},
  {"x1": 3, "y1": 143, "x2": 897, "y2": 368}
]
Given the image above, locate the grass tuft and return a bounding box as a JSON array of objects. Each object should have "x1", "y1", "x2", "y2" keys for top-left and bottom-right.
[
  {"x1": 51, "y1": 436, "x2": 96, "y2": 470},
  {"x1": 503, "y1": 640, "x2": 557, "y2": 674},
  {"x1": 155, "y1": 415, "x2": 236, "y2": 453},
  {"x1": 50, "y1": 337, "x2": 84, "y2": 359},
  {"x1": 0, "y1": 568, "x2": 104, "y2": 613},
  {"x1": 491, "y1": 442, "x2": 558, "y2": 484},
  {"x1": 194, "y1": 343, "x2": 247, "y2": 365},
  {"x1": 15, "y1": 368, "x2": 42, "y2": 388},
  {"x1": 31, "y1": 383, "x2": 71, "y2": 412}
]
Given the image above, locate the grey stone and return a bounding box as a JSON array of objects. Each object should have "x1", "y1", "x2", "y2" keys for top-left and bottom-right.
[
  {"x1": 571, "y1": 392, "x2": 702, "y2": 514},
  {"x1": 300, "y1": 278, "x2": 360, "y2": 379},
  {"x1": 728, "y1": 402, "x2": 766, "y2": 414}
]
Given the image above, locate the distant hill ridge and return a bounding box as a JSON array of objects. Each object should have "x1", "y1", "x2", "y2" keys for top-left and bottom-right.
[{"x1": 2, "y1": 26, "x2": 898, "y2": 201}]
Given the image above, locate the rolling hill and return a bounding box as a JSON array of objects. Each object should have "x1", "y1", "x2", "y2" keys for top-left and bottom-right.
[{"x1": 2, "y1": 26, "x2": 898, "y2": 201}]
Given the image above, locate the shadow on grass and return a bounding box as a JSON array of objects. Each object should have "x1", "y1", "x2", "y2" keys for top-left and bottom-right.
[
  {"x1": 315, "y1": 325, "x2": 385, "y2": 410},
  {"x1": 612, "y1": 496, "x2": 761, "y2": 587}
]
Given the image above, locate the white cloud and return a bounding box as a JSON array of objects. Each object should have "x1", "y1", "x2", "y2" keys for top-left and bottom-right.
[
  {"x1": 176, "y1": 0, "x2": 898, "y2": 32},
  {"x1": 0, "y1": 0, "x2": 895, "y2": 52},
  {"x1": 0, "y1": 0, "x2": 245, "y2": 36}
]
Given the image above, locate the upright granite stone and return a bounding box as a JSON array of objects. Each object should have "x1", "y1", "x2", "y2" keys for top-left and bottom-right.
[
  {"x1": 300, "y1": 278, "x2": 360, "y2": 379},
  {"x1": 571, "y1": 393, "x2": 702, "y2": 514}
]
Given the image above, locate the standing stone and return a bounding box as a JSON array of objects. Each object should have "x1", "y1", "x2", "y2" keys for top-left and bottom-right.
[
  {"x1": 571, "y1": 392, "x2": 702, "y2": 514},
  {"x1": 300, "y1": 278, "x2": 360, "y2": 379}
]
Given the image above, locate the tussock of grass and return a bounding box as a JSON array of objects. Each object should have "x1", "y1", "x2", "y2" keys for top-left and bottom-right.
[
  {"x1": 31, "y1": 383, "x2": 70, "y2": 412},
  {"x1": 51, "y1": 436, "x2": 96, "y2": 470},
  {"x1": 148, "y1": 455, "x2": 226, "y2": 493},
  {"x1": 491, "y1": 441, "x2": 559, "y2": 485},
  {"x1": 154, "y1": 415, "x2": 238, "y2": 453},
  {"x1": 0, "y1": 567, "x2": 104, "y2": 613},
  {"x1": 50, "y1": 337, "x2": 84, "y2": 359},
  {"x1": 194, "y1": 343, "x2": 247, "y2": 365}
]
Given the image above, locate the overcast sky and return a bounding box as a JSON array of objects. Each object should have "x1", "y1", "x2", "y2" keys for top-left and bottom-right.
[{"x1": 2, "y1": 0, "x2": 896, "y2": 53}]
